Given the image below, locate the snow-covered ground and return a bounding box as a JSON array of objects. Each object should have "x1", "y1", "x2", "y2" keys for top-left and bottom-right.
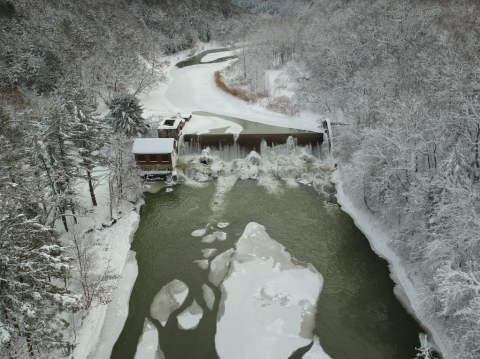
[
  {"x1": 333, "y1": 171, "x2": 447, "y2": 355},
  {"x1": 138, "y1": 52, "x2": 321, "y2": 133}
]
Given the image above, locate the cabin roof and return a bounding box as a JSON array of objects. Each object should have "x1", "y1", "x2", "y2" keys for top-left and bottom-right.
[
  {"x1": 132, "y1": 138, "x2": 175, "y2": 154},
  {"x1": 157, "y1": 116, "x2": 184, "y2": 130}
]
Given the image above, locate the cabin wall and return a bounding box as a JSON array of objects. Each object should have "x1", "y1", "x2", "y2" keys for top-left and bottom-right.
[{"x1": 134, "y1": 153, "x2": 173, "y2": 171}]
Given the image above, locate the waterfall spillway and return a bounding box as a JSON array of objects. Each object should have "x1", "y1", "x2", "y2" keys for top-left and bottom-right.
[{"x1": 182, "y1": 133, "x2": 323, "y2": 162}]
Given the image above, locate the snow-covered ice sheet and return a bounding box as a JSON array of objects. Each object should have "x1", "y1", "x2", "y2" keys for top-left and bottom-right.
[
  {"x1": 209, "y1": 248, "x2": 235, "y2": 287},
  {"x1": 134, "y1": 318, "x2": 165, "y2": 359},
  {"x1": 150, "y1": 280, "x2": 189, "y2": 326},
  {"x1": 183, "y1": 114, "x2": 242, "y2": 135},
  {"x1": 202, "y1": 284, "x2": 215, "y2": 311},
  {"x1": 215, "y1": 222, "x2": 324, "y2": 359},
  {"x1": 201, "y1": 50, "x2": 237, "y2": 63},
  {"x1": 177, "y1": 299, "x2": 204, "y2": 330},
  {"x1": 302, "y1": 336, "x2": 331, "y2": 359}
]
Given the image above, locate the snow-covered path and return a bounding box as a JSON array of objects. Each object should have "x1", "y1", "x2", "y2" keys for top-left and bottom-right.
[{"x1": 139, "y1": 54, "x2": 321, "y2": 132}]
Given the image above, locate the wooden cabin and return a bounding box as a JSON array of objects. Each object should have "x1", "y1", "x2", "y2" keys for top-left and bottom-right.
[
  {"x1": 157, "y1": 116, "x2": 185, "y2": 140},
  {"x1": 132, "y1": 138, "x2": 177, "y2": 176}
]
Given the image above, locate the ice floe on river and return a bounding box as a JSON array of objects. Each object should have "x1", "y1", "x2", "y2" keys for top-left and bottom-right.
[
  {"x1": 177, "y1": 299, "x2": 204, "y2": 330},
  {"x1": 134, "y1": 318, "x2": 164, "y2": 359},
  {"x1": 209, "y1": 248, "x2": 235, "y2": 287},
  {"x1": 150, "y1": 279, "x2": 189, "y2": 326},
  {"x1": 217, "y1": 222, "x2": 229, "y2": 228},
  {"x1": 215, "y1": 222, "x2": 324, "y2": 359},
  {"x1": 194, "y1": 259, "x2": 209, "y2": 270},
  {"x1": 202, "y1": 284, "x2": 215, "y2": 311},
  {"x1": 202, "y1": 248, "x2": 217, "y2": 258},
  {"x1": 191, "y1": 228, "x2": 207, "y2": 237}
]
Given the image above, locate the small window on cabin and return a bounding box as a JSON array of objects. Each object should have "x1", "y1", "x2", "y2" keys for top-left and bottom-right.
[
  {"x1": 138, "y1": 155, "x2": 146, "y2": 162},
  {"x1": 150, "y1": 155, "x2": 158, "y2": 162},
  {"x1": 161, "y1": 154, "x2": 169, "y2": 162}
]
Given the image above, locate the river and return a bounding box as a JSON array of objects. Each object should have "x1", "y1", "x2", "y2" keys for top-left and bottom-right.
[{"x1": 110, "y1": 49, "x2": 424, "y2": 359}]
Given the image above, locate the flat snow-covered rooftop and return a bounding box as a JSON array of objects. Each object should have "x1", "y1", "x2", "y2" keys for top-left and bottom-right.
[{"x1": 132, "y1": 138, "x2": 175, "y2": 154}]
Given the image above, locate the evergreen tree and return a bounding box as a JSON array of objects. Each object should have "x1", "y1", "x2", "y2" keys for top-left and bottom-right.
[
  {"x1": 0, "y1": 213, "x2": 81, "y2": 358},
  {"x1": 106, "y1": 93, "x2": 149, "y2": 137},
  {"x1": 60, "y1": 83, "x2": 110, "y2": 206}
]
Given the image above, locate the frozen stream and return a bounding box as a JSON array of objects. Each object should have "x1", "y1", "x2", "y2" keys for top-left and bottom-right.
[{"x1": 110, "y1": 181, "x2": 422, "y2": 359}]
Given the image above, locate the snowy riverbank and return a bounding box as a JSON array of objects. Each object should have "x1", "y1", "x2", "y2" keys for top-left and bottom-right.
[{"x1": 333, "y1": 170, "x2": 448, "y2": 356}]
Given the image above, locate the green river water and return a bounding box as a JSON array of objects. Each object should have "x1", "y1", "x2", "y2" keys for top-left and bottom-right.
[{"x1": 111, "y1": 180, "x2": 422, "y2": 359}]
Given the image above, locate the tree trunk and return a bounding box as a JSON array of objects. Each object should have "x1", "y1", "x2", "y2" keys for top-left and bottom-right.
[
  {"x1": 87, "y1": 170, "x2": 98, "y2": 206},
  {"x1": 61, "y1": 207, "x2": 69, "y2": 232}
]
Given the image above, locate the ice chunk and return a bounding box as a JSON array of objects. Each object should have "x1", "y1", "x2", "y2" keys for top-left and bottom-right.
[
  {"x1": 202, "y1": 284, "x2": 215, "y2": 311},
  {"x1": 165, "y1": 188, "x2": 173, "y2": 193},
  {"x1": 201, "y1": 234, "x2": 216, "y2": 243},
  {"x1": 177, "y1": 299, "x2": 204, "y2": 330},
  {"x1": 191, "y1": 229, "x2": 207, "y2": 237},
  {"x1": 217, "y1": 222, "x2": 229, "y2": 228},
  {"x1": 208, "y1": 249, "x2": 235, "y2": 287},
  {"x1": 215, "y1": 222, "x2": 324, "y2": 359},
  {"x1": 134, "y1": 318, "x2": 165, "y2": 359},
  {"x1": 213, "y1": 231, "x2": 227, "y2": 241},
  {"x1": 150, "y1": 280, "x2": 189, "y2": 326},
  {"x1": 202, "y1": 231, "x2": 226, "y2": 243},
  {"x1": 201, "y1": 248, "x2": 217, "y2": 259},
  {"x1": 302, "y1": 336, "x2": 332, "y2": 359},
  {"x1": 194, "y1": 259, "x2": 209, "y2": 270}
]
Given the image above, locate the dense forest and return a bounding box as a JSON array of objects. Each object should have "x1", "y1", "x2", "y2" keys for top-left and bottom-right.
[{"x1": 1, "y1": 0, "x2": 479, "y2": 358}]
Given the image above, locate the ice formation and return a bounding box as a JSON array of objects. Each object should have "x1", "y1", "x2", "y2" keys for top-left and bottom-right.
[
  {"x1": 215, "y1": 223, "x2": 324, "y2": 359},
  {"x1": 201, "y1": 248, "x2": 217, "y2": 259},
  {"x1": 208, "y1": 249, "x2": 235, "y2": 287},
  {"x1": 177, "y1": 299, "x2": 204, "y2": 330},
  {"x1": 150, "y1": 279, "x2": 189, "y2": 326},
  {"x1": 202, "y1": 284, "x2": 215, "y2": 311},
  {"x1": 201, "y1": 231, "x2": 227, "y2": 243},
  {"x1": 302, "y1": 336, "x2": 332, "y2": 359},
  {"x1": 194, "y1": 259, "x2": 209, "y2": 270},
  {"x1": 134, "y1": 318, "x2": 165, "y2": 359},
  {"x1": 217, "y1": 222, "x2": 230, "y2": 228},
  {"x1": 191, "y1": 229, "x2": 207, "y2": 237}
]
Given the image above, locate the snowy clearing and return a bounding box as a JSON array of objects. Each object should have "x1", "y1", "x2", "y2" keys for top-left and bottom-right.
[{"x1": 215, "y1": 222, "x2": 324, "y2": 359}]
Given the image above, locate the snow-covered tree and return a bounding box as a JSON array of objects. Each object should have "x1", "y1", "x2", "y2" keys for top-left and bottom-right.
[
  {"x1": 106, "y1": 93, "x2": 149, "y2": 137},
  {"x1": 0, "y1": 213, "x2": 81, "y2": 357}
]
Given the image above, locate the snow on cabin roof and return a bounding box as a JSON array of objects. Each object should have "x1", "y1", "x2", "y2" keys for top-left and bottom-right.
[
  {"x1": 132, "y1": 138, "x2": 175, "y2": 154},
  {"x1": 157, "y1": 116, "x2": 184, "y2": 130}
]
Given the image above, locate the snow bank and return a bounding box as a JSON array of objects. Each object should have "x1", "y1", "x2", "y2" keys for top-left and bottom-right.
[
  {"x1": 333, "y1": 171, "x2": 447, "y2": 355},
  {"x1": 87, "y1": 251, "x2": 138, "y2": 359},
  {"x1": 177, "y1": 299, "x2": 204, "y2": 330},
  {"x1": 134, "y1": 318, "x2": 165, "y2": 359},
  {"x1": 150, "y1": 280, "x2": 189, "y2": 326},
  {"x1": 215, "y1": 223, "x2": 324, "y2": 359}
]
